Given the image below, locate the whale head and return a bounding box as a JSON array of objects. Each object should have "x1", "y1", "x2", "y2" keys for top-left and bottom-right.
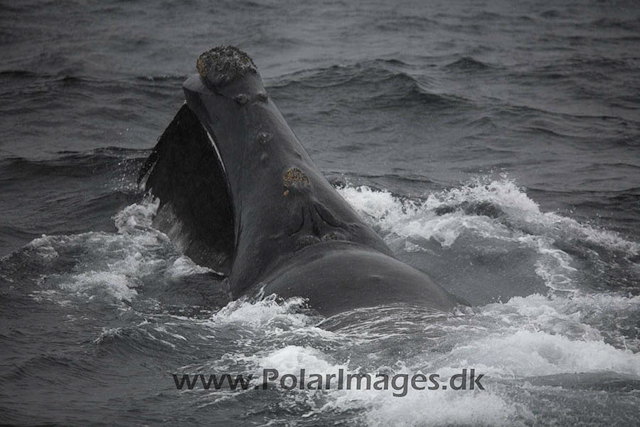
[{"x1": 182, "y1": 46, "x2": 269, "y2": 129}]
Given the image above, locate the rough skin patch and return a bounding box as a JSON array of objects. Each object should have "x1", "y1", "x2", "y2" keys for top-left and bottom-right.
[
  {"x1": 283, "y1": 167, "x2": 310, "y2": 196},
  {"x1": 197, "y1": 46, "x2": 257, "y2": 86},
  {"x1": 256, "y1": 132, "x2": 272, "y2": 145},
  {"x1": 322, "y1": 232, "x2": 342, "y2": 241},
  {"x1": 295, "y1": 235, "x2": 321, "y2": 250}
]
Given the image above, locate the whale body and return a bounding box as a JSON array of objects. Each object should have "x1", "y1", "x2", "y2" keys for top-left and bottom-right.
[{"x1": 139, "y1": 46, "x2": 464, "y2": 316}]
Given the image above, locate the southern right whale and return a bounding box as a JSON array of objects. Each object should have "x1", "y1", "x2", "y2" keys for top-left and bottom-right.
[{"x1": 139, "y1": 46, "x2": 465, "y2": 316}]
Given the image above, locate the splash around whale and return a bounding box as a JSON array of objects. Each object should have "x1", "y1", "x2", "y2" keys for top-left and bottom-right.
[{"x1": 139, "y1": 46, "x2": 465, "y2": 316}]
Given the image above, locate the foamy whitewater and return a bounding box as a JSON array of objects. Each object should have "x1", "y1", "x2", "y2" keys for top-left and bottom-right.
[{"x1": 3, "y1": 178, "x2": 638, "y2": 425}]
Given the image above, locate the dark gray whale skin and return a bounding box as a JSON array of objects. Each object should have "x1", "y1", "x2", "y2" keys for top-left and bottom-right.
[{"x1": 141, "y1": 46, "x2": 463, "y2": 316}]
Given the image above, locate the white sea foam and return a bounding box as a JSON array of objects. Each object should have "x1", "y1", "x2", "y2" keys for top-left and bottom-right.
[
  {"x1": 337, "y1": 177, "x2": 639, "y2": 255},
  {"x1": 23, "y1": 199, "x2": 179, "y2": 305},
  {"x1": 59, "y1": 270, "x2": 139, "y2": 302},
  {"x1": 113, "y1": 195, "x2": 160, "y2": 234},
  {"x1": 363, "y1": 388, "x2": 527, "y2": 427},
  {"x1": 209, "y1": 295, "x2": 314, "y2": 329},
  {"x1": 258, "y1": 345, "x2": 340, "y2": 374},
  {"x1": 167, "y1": 255, "x2": 214, "y2": 278},
  {"x1": 483, "y1": 292, "x2": 640, "y2": 352},
  {"x1": 184, "y1": 287, "x2": 639, "y2": 426},
  {"x1": 443, "y1": 329, "x2": 640, "y2": 378},
  {"x1": 25, "y1": 235, "x2": 63, "y2": 260},
  {"x1": 249, "y1": 344, "x2": 527, "y2": 426},
  {"x1": 337, "y1": 177, "x2": 639, "y2": 292}
]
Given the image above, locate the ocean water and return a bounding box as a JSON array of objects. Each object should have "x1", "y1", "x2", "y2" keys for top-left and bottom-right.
[{"x1": 1, "y1": 0, "x2": 639, "y2": 425}]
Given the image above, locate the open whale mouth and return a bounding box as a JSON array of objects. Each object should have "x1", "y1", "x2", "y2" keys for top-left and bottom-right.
[
  {"x1": 136, "y1": 46, "x2": 300, "y2": 278},
  {"x1": 137, "y1": 99, "x2": 237, "y2": 277}
]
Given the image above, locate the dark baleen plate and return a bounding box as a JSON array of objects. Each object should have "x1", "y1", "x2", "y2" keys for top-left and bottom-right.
[{"x1": 139, "y1": 104, "x2": 235, "y2": 274}]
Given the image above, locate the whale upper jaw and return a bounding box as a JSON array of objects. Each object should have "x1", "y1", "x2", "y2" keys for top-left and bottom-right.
[
  {"x1": 181, "y1": 66, "x2": 270, "y2": 185},
  {"x1": 182, "y1": 45, "x2": 269, "y2": 133}
]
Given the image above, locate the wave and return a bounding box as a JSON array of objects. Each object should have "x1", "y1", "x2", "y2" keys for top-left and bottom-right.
[
  {"x1": 0, "y1": 68, "x2": 186, "y2": 95},
  {"x1": 269, "y1": 59, "x2": 467, "y2": 112},
  {"x1": 337, "y1": 176, "x2": 639, "y2": 299},
  {"x1": 1, "y1": 145, "x2": 147, "y2": 166},
  {"x1": 444, "y1": 57, "x2": 491, "y2": 72},
  {"x1": 587, "y1": 17, "x2": 640, "y2": 32}
]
